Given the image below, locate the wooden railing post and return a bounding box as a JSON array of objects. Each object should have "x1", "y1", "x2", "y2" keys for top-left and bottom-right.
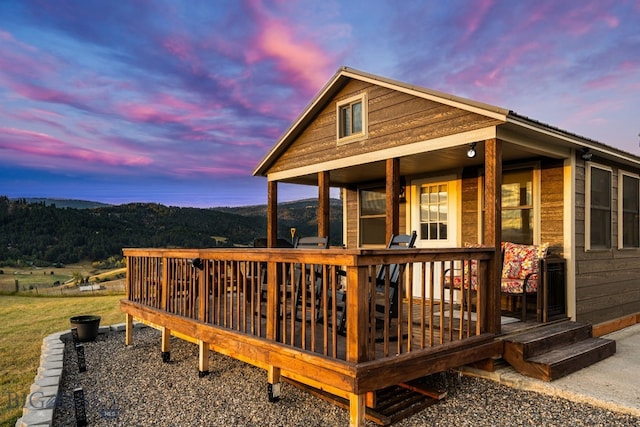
[
  {"x1": 161, "y1": 256, "x2": 169, "y2": 312},
  {"x1": 346, "y1": 265, "x2": 369, "y2": 363},
  {"x1": 265, "y1": 260, "x2": 282, "y2": 402}
]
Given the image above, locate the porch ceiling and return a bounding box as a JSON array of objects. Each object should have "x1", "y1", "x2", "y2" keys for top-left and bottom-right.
[{"x1": 278, "y1": 141, "x2": 550, "y2": 187}]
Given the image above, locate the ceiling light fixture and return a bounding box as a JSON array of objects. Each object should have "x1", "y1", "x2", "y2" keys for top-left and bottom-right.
[{"x1": 466, "y1": 142, "x2": 477, "y2": 158}]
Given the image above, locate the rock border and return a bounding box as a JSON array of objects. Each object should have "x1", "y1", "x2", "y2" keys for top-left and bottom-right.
[{"x1": 15, "y1": 323, "x2": 144, "y2": 427}]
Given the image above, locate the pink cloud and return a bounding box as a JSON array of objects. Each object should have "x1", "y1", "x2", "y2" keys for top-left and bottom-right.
[
  {"x1": 0, "y1": 126, "x2": 153, "y2": 168},
  {"x1": 245, "y1": 0, "x2": 334, "y2": 93},
  {"x1": 162, "y1": 35, "x2": 203, "y2": 74},
  {"x1": 457, "y1": 0, "x2": 495, "y2": 40}
]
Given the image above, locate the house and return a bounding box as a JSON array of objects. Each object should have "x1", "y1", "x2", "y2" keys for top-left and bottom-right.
[
  {"x1": 254, "y1": 66, "x2": 640, "y2": 329},
  {"x1": 122, "y1": 67, "x2": 635, "y2": 426}
]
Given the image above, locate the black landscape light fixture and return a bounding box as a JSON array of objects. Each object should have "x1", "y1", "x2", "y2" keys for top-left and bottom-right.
[
  {"x1": 581, "y1": 148, "x2": 593, "y2": 161},
  {"x1": 189, "y1": 258, "x2": 204, "y2": 270},
  {"x1": 466, "y1": 142, "x2": 477, "y2": 158}
]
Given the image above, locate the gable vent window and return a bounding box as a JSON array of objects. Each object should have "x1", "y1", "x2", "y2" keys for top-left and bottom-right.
[{"x1": 337, "y1": 93, "x2": 367, "y2": 144}]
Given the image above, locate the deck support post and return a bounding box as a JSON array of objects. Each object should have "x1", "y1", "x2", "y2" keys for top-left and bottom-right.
[
  {"x1": 124, "y1": 313, "x2": 133, "y2": 346},
  {"x1": 161, "y1": 327, "x2": 171, "y2": 363},
  {"x1": 349, "y1": 392, "x2": 366, "y2": 427},
  {"x1": 198, "y1": 340, "x2": 209, "y2": 377},
  {"x1": 267, "y1": 366, "x2": 281, "y2": 403}
]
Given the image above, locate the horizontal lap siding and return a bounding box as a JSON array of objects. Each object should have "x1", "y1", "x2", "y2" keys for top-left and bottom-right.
[
  {"x1": 461, "y1": 168, "x2": 480, "y2": 244},
  {"x1": 269, "y1": 80, "x2": 501, "y2": 174},
  {"x1": 540, "y1": 159, "x2": 564, "y2": 253},
  {"x1": 575, "y1": 156, "x2": 640, "y2": 324}
]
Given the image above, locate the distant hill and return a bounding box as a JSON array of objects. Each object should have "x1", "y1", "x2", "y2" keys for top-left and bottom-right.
[
  {"x1": 11, "y1": 198, "x2": 111, "y2": 209},
  {"x1": 0, "y1": 196, "x2": 342, "y2": 266}
]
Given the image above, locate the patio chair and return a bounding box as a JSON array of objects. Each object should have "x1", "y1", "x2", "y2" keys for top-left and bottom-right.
[
  {"x1": 500, "y1": 242, "x2": 548, "y2": 321},
  {"x1": 335, "y1": 231, "x2": 417, "y2": 335},
  {"x1": 374, "y1": 232, "x2": 417, "y2": 322},
  {"x1": 293, "y1": 236, "x2": 329, "y2": 322}
]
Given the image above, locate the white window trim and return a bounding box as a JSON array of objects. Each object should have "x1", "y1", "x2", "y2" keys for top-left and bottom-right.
[
  {"x1": 411, "y1": 175, "x2": 458, "y2": 248},
  {"x1": 585, "y1": 162, "x2": 612, "y2": 252},
  {"x1": 618, "y1": 170, "x2": 640, "y2": 250},
  {"x1": 336, "y1": 92, "x2": 368, "y2": 145}
]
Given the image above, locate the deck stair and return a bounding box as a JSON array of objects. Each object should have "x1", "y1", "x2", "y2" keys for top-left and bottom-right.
[{"x1": 501, "y1": 321, "x2": 616, "y2": 381}]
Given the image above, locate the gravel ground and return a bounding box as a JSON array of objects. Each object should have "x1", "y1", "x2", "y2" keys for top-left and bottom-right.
[{"x1": 53, "y1": 327, "x2": 640, "y2": 426}]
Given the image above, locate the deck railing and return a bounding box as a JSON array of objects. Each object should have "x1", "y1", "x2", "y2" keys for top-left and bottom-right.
[{"x1": 124, "y1": 247, "x2": 494, "y2": 363}]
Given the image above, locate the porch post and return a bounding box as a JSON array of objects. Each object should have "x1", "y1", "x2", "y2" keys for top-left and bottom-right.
[
  {"x1": 484, "y1": 138, "x2": 502, "y2": 334},
  {"x1": 266, "y1": 180, "x2": 282, "y2": 400},
  {"x1": 385, "y1": 158, "x2": 400, "y2": 239},
  {"x1": 267, "y1": 180, "x2": 278, "y2": 248},
  {"x1": 318, "y1": 171, "x2": 330, "y2": 239}
]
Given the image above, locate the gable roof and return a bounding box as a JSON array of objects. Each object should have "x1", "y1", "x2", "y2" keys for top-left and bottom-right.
[{"x1": 254, "y1": 66, "x2": 640, "y2": 177}]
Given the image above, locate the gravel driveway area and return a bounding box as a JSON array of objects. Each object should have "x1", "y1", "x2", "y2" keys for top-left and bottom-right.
[{"x1": 53, "y1": 327, "x2": 640, "y2": 426}]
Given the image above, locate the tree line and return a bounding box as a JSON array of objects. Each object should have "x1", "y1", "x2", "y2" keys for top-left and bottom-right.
[{"x1": 0, "y1": 197, "x2": 342, "y2": 266}]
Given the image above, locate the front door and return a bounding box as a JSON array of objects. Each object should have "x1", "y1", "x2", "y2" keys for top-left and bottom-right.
[{"x1": 410, "y1": 176, "x2": 458, "y2": 299}]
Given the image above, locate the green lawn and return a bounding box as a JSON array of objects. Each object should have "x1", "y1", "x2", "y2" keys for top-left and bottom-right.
[{"x1": 0, "y1": 294, "x2": 124, "y2": 426}]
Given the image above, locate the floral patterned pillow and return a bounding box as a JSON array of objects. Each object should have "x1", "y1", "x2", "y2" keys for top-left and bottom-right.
[{"x1": 501, "y1": 242, "x2": 549, "y2": 280}]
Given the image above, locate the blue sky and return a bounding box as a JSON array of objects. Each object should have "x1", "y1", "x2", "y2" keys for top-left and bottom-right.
[{"x1": 1, "y1": 0, "x2": 638, "y2": 207}]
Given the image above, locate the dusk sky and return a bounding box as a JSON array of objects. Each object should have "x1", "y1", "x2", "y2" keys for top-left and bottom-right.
[{"x1": 1, "y1": 1, "x2": 639, "y2": 207}]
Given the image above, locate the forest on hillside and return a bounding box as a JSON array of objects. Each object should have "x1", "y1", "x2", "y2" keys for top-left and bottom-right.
[{"x1": 0, "y1": 197, "x2": 342, "y2": 266}]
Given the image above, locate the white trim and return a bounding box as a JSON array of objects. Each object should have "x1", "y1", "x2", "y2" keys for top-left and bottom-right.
[
  {"x1": 617, "y1": 170, "x2": 640, "y2": 250},
  {"x1": 585, "y1": 162, "x2": 613, "y2": 252},
  {"x1": 410, "y1": 175, "x2": 459, "y2": 248},
  {"x1": 336, "y1": 92, "x2": 368, "y2": 145},
  {"x1": 267, "y1": 127, "x2": 497, "y2": 181},
  {"x1": 564, "y1": 155, "x2": 576, "y2": 320}
]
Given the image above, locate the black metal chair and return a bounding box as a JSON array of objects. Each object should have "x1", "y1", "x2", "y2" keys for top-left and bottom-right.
[
  {"x1": 335, "y1": 231, "x2": 417, "y2": 335},
  {"x1": 293, "y1": 236, "x2": 329, "y2": 322}
]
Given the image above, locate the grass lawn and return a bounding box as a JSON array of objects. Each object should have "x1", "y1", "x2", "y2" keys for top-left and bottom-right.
[{"x1": 0, "y1": 294, "x2": 124, "y2": 426}]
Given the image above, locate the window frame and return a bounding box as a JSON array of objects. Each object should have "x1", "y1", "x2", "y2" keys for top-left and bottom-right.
[
  {"x1": 585, "y1": 163, "x2": 612, "y2": 251},
  {"x1": 358, "y1": 185, "x2": 386, "y2": 247},
  {"x1": 336, "y1": 93, "x2": 367, "y2": 145},
  {"x1": 478, "y1": 163, "x2": 541, "y2": 245},
  {"x1": 618, "y1": 170, "x2": 640, "y2": 249}
]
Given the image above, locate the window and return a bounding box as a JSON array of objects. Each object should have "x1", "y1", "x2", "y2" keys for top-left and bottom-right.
[
  {"x1": 619, "y1": 172, "x2": 639, "y2": 248},
  {"x1": 419, "y1": 184, "x2": 448, "y2": 240},
  {"x1": 337, "y1": 94, "x2": 366, "y2": 143},
  {"x1": 586, "y1": 165, "x2": 611, "y2": 250},
  {"x1": 501, "y1": 169, "x2": 533, "y2": 244},
  {"x1": 479, "y1": 166, "x2": 537, "y2": 245},
  {"x1": 359, "y1": 187, "x2": 385, "y2": 246}
]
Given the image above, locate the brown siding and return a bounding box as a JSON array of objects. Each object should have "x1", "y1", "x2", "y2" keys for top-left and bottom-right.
[
  {"x1": 269, "y1": 80, "x2": 502, "y2": 174},
  {"x1": 461, "y1": 168, "x2": 480, "y2": 244},
  {"x1": 574, "y1": 154, "x2": 640, "y2": 324},
  {"x1": 540, "y1": 158, "x2": 564, "y2": 254},
  {"x1": 345, "y1": 187, "x2": 358, "y2": 248}
]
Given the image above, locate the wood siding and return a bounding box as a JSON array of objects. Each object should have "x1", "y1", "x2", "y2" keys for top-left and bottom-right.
[
  {"x1": 540, "y1": 158, "x2": 565, "y2": 254},
  {"x1": 269, "y1": 80, "x2": 502, "y2": 174},
  {"x1": 574, "y1": 154, "x2": 640, "y2": 324}
]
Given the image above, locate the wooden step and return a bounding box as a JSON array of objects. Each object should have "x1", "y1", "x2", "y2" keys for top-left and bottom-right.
[
  {"x1": 501, "y1": 321, "x2": 617, "y2": 382},
  {"x1": 504, "y1": 321, "x2": 592, "y2": 359},
  {"x1": 526, "y1": 337, "x2": 616, "y2": 381}
]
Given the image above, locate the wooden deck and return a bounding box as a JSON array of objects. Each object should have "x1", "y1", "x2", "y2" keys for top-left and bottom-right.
[{"x1": 122, "y1": 247, "x2": 502, "y2": 426}]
